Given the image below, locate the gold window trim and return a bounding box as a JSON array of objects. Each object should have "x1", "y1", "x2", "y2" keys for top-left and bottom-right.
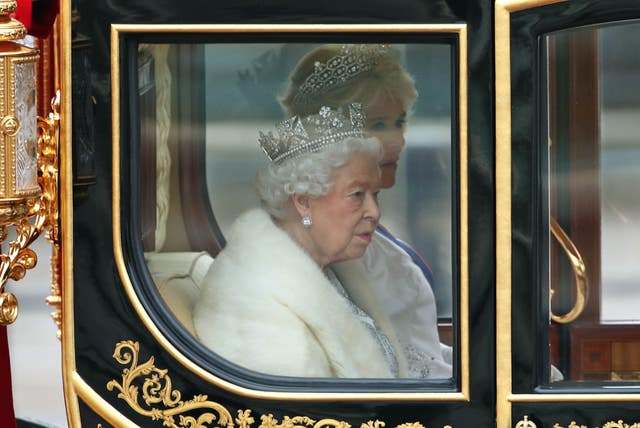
[
  {"x1": 90, "y1": 22, "x2": 472, "y2": 403},
  {"x1": 495, "y1": 1, "x2": 640, "y2": 427},
  {"x1": 50, "y1": 0, "x2": 81, "y2": 425}
]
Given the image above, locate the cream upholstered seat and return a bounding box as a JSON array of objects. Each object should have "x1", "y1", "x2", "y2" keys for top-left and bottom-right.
[
  {"x1": 141, "y1": 45, "x2": 218, "y2": 337},
  {"x1": 145, "y1": 251, "x2": 214, "y2": 335}
]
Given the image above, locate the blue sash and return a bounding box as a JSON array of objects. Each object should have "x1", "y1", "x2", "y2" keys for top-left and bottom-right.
[{"x1": 375, "y1": 225, "x2": 435, "y2": 286}]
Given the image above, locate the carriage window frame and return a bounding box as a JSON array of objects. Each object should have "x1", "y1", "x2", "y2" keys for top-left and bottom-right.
[
  {"x1": 111, "y1": 24, "x2": 469, "y2": 399},
  {"x1": 496, "y1": 1, "x2": 640, "y2": 425}
]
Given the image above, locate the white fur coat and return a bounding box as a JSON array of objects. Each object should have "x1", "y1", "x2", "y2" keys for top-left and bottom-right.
[{"x1": 193, "y1": 208, "x2": 407, "y2": 378}]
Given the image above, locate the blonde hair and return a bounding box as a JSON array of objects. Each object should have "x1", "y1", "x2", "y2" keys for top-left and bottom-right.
[{"x1": 279, "y1": 44, "x2": 418, "y2": 117}]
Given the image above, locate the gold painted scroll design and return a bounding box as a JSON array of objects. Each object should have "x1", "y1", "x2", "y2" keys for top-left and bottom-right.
[
  {"x1": 553, "y1": 421, "x2": 640, "y2": 428},
  {"x1": 107, "y1": 340, "x2": 233, "y2": 428},
  {"x1": 108, "y1": 340, "x2": 454, "y2": 428}
]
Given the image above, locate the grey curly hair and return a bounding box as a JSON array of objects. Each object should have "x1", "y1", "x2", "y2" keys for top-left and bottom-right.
[{"x1": 255, "y1": 136, "x2": 382, "y2": 219}]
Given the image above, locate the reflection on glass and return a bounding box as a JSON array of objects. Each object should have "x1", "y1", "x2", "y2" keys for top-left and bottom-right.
[
  {"x1": 546, "y1": 21, "x2": 640, "y2": 382},
  {"x1": 599, "y1": 25, "x2": 640, "y2": 324},
  {"x1": 139, "y1": 42, "x2": 455, "y2": 380}
]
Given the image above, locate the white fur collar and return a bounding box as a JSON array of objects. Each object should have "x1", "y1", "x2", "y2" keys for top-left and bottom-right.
[{"x1": 195, "y1": 208, "x2": 407, "y2": 377}]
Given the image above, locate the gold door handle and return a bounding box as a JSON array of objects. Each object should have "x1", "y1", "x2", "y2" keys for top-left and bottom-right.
[{"x1": 550, "y1": 217, "x2": 588, "y2": 323}]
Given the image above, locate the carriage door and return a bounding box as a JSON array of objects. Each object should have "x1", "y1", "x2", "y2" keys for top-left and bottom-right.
[
  {"x1": 496, "y1": 0, "x2": 640, "y2": 426},
  {"x1": 61, "y1": 0, "x2": 498, "y2": 426}
]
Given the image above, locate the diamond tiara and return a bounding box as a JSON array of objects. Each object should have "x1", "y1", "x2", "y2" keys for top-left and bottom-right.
[
  {"x1": 258, "y1": 103, "x2": 366, "y2": 164},
  {"x1": 291, "y1": 44, "x2": 388, "y2": 107}
]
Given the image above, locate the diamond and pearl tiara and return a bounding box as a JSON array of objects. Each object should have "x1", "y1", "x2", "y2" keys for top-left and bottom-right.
[
  {"x1": 258, "y1": 103, "x2": 366, "y2": 164},
  {"x1": 291, "y1": 44, "x2": 388, "y2": 107}
]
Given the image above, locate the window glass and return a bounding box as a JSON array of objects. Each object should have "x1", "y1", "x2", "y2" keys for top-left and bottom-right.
[
  {"x1": 545, "y1": 21, "x2": 640, "y2": 382},
  {"x1": 598, "y1": 23, "x2": 640, "y2": 323},
  {"x1": 140, "y1": 42, "x2": 456, "y2": 380}
]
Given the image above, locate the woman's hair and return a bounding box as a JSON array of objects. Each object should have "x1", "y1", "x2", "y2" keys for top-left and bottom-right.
[
  {"x1": 255, "y1": 136, "x2": 382, "y2": 219},
  {"x1": 279, "y1": 44, "x2": 418, "y2": 117}
]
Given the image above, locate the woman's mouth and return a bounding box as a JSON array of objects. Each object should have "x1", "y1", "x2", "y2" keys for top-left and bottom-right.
[
  {"x1": 380, "y1": 158, "x2": 399, "y2": 168},
  {"x1": 357, "y1": 232, "x2": 373, "y2": 243}
]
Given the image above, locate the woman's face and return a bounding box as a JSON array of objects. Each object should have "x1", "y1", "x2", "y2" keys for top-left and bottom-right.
[
  {"x1": 364, "y1": 94, "x2": 407, "y2": 189},
  {"x1": 305, "y1": 154, "x2": 381, "y2": 267}
]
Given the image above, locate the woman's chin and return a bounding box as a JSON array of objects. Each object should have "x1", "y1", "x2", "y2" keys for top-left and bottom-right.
[
  {"x1": 380, "y1": 166, "x2": 397, "y2": 188},
  {"x1": 345, "y1": 242, "x2": 370, "y2": 260}
]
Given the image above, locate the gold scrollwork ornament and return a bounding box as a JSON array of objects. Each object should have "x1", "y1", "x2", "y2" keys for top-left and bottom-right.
[
  {"x1": 39, "y1": 91, "x2": 62, "y2": 338},
  {"x1": 0, "y1": 92, "x2": 60, "y2": 326},
  {"x1": 235, "y1": 413, "x2": 451, "y2": 428},
  {"x1": 107, "y1": 340, "x2": 233, "y2": 428},
  {"x1": 553, "y1": 421, "x2": 640, "y2": 428},
  {"x1": 553, "y1": 423, "x2": 586, "y2": 428},
  {"x1": 0, "y1": 290, "x2": 17, "y2": 324},
  {"x1": 601, "y1": 421, "x2": 640, "y2": 428},
  {"x1": 108, "y1": 341, "x2": 453, "y2": 428}
]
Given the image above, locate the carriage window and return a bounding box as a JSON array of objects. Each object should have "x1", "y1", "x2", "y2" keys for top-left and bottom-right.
[
  {"x1": 546, "y1": 21, "x2": 640, "y2": 382},
  {"x1": 138, "y1": 42, "x2": 458, "y2": 381}
]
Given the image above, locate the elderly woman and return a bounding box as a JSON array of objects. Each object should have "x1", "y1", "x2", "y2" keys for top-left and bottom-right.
[
  {"x1": 279, "y1": 44, "x2": 452, "y2": 378},
  {"x1": 193, "y1": 104, "x2": 407, "y2": 378}
]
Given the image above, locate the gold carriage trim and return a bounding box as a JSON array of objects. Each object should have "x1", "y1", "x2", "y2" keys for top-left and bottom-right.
[
  {"x1": 553, "y1": 421, "x2": 640, "y2": 428},
  {"x1": 107, "y1": 341, "x2": 455, "y2": 428}
]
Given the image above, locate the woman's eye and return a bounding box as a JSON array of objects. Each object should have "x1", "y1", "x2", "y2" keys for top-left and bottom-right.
[
  {"x1": 395, "y1": 119, "x2": 407, "y2": 129},
  {"x1": 351, "y1": 191, "x2": 365, "y2": 199},
  {"x1": 368, "y1": 121, "x2": 386, "y2": 132}
]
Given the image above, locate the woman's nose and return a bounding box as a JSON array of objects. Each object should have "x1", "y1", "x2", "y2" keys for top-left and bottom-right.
[
  {"x1": 383, "y1": 129, "x2": 406, "y2": 152},
  {"x1": 365, "y1": 193, "x2": 381, "y2": 222}
]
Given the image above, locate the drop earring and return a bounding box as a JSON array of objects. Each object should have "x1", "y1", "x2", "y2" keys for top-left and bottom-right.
[{"x1": 302, "y1": 215, "x2": 313, "y2": 228}]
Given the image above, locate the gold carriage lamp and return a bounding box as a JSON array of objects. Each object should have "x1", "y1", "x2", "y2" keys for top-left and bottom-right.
[{"x1": 0, "y1": 0, "x2": 58, "y2": 327}]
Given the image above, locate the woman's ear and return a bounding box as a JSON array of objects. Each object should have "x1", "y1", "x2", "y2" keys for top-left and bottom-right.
[{"x1": 291, "y1": 193, "x2": 311, "y2": 218}]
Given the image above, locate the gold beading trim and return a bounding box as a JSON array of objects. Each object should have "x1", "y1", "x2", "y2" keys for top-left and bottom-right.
[
  {"x1": 0, "y1": 18, "x2": 26, "y2": 42},
  {"x1": 45, "y1": 240, "x2": 62, "y2": 338},
  {"x1": 108, "y1": 341, "x2": 455, "y2": 428},
  {"x1": 0, "y1": 199, "x2": 29, "y2": 222},
  {"x1": 0, "y1": 1, "x2": 17, "y2": 15},
  {"x1": 0, "y1": 55, "x2": 5, "y2": 197},
  {"x1": 0, "y1": 2, "x2": 22, "y2": 41}
]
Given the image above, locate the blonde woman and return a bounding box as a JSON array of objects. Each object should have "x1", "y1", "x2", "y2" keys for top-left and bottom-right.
[{"x1": 279, "y1": 44, "x2": 452, "y2": 378}]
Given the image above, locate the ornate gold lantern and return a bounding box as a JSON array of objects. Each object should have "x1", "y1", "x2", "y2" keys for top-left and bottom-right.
[{"x1": 0, "y1": 0, "x2": 57, "y2": 326}]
